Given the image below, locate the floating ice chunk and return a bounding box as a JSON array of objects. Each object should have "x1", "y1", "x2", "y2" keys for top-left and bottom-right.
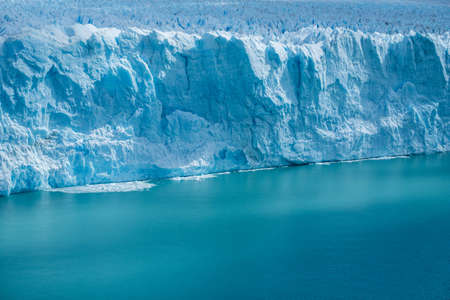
[
  {"x1": 170, "y1": 174, "x2": 218, "y2": 181},
  {"x1": 341, "y1": 156, "x2": 411, "y2": 164},
  {"x1": 238, "y1": 168, "x2": 277, "y2": 173}
]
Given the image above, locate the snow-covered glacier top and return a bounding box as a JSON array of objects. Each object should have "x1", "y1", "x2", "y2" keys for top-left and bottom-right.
[
  {"x1": 0, "y1": 1, "x2": 449, "y2": 195},
  {"x1": 1, "y1": 0, "x2": 449, "y2": 37}
]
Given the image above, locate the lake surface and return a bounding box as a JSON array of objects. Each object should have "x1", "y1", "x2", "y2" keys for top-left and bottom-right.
[{"x1": 1, "y1": 154, "x2": 450, "y2": 299}]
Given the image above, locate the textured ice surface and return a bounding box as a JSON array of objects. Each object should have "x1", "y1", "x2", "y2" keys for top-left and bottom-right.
[
  {"x1": 1, "y1": 0, "x2": 449, "y2": 36},
  {"x1": 0, "y1": 21, "x2": 449, "y2": 195}
]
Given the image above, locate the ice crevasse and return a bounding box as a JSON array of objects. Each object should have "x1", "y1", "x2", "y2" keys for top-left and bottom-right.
[{"x1": 0, "y1": 24, "x2": 449, "y2": 195}]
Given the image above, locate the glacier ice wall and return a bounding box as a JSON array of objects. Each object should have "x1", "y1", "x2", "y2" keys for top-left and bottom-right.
[{"x1": 0, "y1": 25, "x2": 449, "y2": 195}]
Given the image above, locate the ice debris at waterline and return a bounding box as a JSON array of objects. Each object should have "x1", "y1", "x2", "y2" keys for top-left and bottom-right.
[
  {"x1": 50, "y1": 181, "x2": 155, "y2": 194},
  {"x1": 0, "y1": 24, "x2": 449, "y2": 196}
]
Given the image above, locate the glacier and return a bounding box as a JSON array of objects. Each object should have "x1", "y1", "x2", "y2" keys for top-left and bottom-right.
[{"x1": 0, "y1": 24, "x2": 449, "y2": 195}]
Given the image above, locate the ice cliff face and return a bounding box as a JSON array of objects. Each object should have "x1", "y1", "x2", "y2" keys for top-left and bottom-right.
[{"x1": 0, "y1": 24, "x2": 449, "y2": 195}]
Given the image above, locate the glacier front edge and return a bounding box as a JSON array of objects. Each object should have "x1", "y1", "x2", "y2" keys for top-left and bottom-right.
[{"x1": 0, "y1": 25, "x2": 449, "y2": 195}]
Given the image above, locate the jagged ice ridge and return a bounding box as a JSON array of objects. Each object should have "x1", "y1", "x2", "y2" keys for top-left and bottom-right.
[{"x1": 1, "y1": 0, "x2": 450, "y2": 36}]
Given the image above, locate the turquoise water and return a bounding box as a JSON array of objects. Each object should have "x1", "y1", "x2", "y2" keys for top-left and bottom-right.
[{"x1": 1, "y1": 154, "x2": 450, "y2": 299}]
